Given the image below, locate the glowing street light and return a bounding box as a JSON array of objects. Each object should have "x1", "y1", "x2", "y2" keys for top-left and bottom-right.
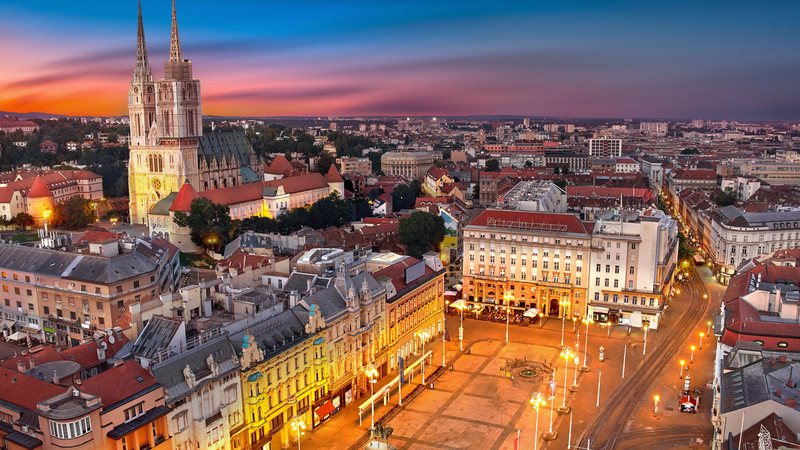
[
  {"x1": 365, "y1": 364, "x2": 379, "y2": 427},
  {"x1": 530, "y1": 393, "x2": 546, "y2": 450},
  {"x1": 415, "y1": 330, "x2": 430, "y2": 383},
  {"x1": 43, "y1": 210, "x2": 51, "y2": 234},
  {"x1": 539, "y1": 312, "x2": 545, "y2": 329},
  {"x1": 690, "y1": 345, "x2": 696, "y2": 363},
  {"x1": 707, "y1": 320, "x2": 712, "y2": 336},
  {"x1": 654, "y1": 395, "x2": 660, "y2": 416},
  {"x1": 290, "y1": 415, "x2": 306, "y2": 450},
  {"x1": 503, "y1": 292, "x2": 514, "y2": 343},
  {"x1": 679, "y1": 360, "x2": 686, "y2": 379},
  {"x1": 452, "y1": 299, "x2": 467, "y2": 351},
  {"x1": 699, "y1": 332, "x2": 705, "y2": 350},
  {"x1": 580, "y1": 316, "x2": 593, "y2": 372},
  {"x1": 560, "y1": 346, "x2": 574, "y2": 410},
  {"x1": 559, "y1": 298, "x2": 570, "y2": 347}
]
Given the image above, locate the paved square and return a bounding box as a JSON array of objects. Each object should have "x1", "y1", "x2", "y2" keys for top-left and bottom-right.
[{"x1": 386, "y1": 339, "x2": 558, "y2": 449}]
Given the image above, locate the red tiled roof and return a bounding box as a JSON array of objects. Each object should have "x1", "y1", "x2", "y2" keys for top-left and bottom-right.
[
  {"x1": 0, "y1": 366, "x2": 64, "y2": 410},
  {"x1": 0, "y1": 346, "x2": 64, "y2": 370},
  {"x1": 59, "y1": 334, "x2": 129, "y2": 370},
  {"x1": 468, "y1": 209, "x2": 589, "y2": 235},
  {"x1": 80, "y1": 360, "x2": 158, "y2": 406},
  {"x1": 325, "y1": 164, "x2": 344, "y2": 183},
  {"x1": 673, "y1": 169, "x2": 717, "y2": 180},
  {"x1": 415, "y1": 197, "x2": 450, "y2": 207},
  {"x1": 266, "y1": 155, "x2": 294, "y2": 175},
  {"x1": 263, "y1": 173, "x2": 328, "y2": 195},
  {"x1": 77, "y1": 229, "x2": 121, "y2": 245},
  {"x1": 170, "y1": 181, "x2": 199, "y2": 212},
  {"x1": 374, "y1": 257, "x2": 437, "y2": 295},
  {"x1": 27, "y1": 175, "x2": 52, "y2": 198},
  {"x1": 217, "y1": 248, "x2": 271, "y2": 273}
]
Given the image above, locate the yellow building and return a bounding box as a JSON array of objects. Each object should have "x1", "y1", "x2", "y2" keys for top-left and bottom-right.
[
  {"x1": 236, "y1": 305, "x2": 328, "y2": 449},
  {"x1": 374, "y1": 257, "x2": 446, "y2": 372}
]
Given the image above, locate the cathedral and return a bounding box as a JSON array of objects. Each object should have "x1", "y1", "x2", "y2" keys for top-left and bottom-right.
[{"x1": 128, "y1": 1, "x2": 261, "y2": 224}]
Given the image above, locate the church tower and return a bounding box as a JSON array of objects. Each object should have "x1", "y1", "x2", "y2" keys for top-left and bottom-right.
[
  {"x1": 128, "y1": 1, "x2": 156, "y2": 147},
  {"x1": 156, "y1": 0, "x2": 202, "y2": 138}
]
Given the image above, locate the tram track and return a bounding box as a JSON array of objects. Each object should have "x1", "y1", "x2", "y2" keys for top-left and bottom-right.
[{"x1": 577, "y1": 269, "x2": 709, "y2": 449}]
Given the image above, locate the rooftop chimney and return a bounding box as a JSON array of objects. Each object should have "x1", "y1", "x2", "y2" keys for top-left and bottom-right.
[{"x1": 16, "y1": 361, "x2": 25, "y2": 373}]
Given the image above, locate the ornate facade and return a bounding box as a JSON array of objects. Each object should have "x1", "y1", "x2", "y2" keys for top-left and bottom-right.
[{"x1": 128, "y1": 1, "x2": 260, "y2": 224}]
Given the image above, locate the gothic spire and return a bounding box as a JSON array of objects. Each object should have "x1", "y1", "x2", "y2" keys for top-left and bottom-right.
[
  {"x1": 169, "y1": 0, "x2": 182, "y2": 62},
  {"x1": 133, "y1": 1, "x2": 152, "y2": 80}
]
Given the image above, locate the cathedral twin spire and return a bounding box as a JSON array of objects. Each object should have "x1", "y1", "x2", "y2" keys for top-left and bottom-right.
[{"x1": 134, "y1": 0, "x2": 183, "y2": 76}]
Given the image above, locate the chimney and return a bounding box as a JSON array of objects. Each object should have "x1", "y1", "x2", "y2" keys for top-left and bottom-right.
[
  {"x1": 307, "y1": 279, "x2": 313, "y2": 293},
  {"x1": 53, "y1": 370, "x2": 59, "y2": 385},
  {"x1": 16, "y1": 361, "x2": 25, "y2": 373},
  {"x1": 28, "y1": 359, "x2": 35, "y2": 369},
  {"x1": 776, "y1": 389, "x2": 782, "y2": 397}
]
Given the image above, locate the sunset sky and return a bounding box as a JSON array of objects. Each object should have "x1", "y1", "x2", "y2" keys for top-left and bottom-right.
[{"x1": 0, "y1": 0, "x2": 797, "y2": 119}]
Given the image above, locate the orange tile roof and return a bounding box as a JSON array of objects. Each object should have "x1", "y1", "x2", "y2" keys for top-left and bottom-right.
[
  {"x1": 468, "y1": 209, "x2": 589, "y2": 234},
  {"x1": 325, "y1": 164, "x2": 344, "y2": 183},
  {"x1": 169, "y1": 181, "x2": 199, "y2": 212},
  {"x1": 27, "y1": 175, "x2": 52, "y2": 198},
  {"x1": 0, "y1": 366, "x2": 64, "y2": 410},
  {"x1": 80, "y1": 360, "x2": 158, "y2": 407}
]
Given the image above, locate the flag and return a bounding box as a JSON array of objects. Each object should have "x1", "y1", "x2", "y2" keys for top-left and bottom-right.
[
  {"x1": 513, "y1": 436, "x2": 520, "y2": 450},
  {"x1": 444, "y1": 327, "x2": 451, "y2": 342}
]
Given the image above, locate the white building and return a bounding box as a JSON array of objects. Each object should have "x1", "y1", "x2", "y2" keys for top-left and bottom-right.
[
  {"x1": 588, "y1": 137, "x2": 622, "y2": 158},
  {"x1": 639, "y1": 122, "x2": 668, "y2": 136},
  {"x1": 720, "y1": 177, "x2": 762, "y2": 201},
  {"x1": 500, "y1": 180, "x2": 567, "y2": 212},
  {"x1": 151, "y1": 334, "x2": 244, "y2": 450},
  {"x1": 586, "y1": 210, "x2": 678, "y2": 329},
  {"x1": 614, "y1": 157, "x2": 640, "y2": 174}
]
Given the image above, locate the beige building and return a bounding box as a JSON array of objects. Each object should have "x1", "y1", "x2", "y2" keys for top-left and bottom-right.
[
  {"x1": 336, "y1": 157, "x2": 372, "y2": 175},
  {"x1": 462, "y1": 209, "x2": 591, "y2": 318},
  {"x1": 380, "y1": 151, "x2": 436, "y2": 180}
]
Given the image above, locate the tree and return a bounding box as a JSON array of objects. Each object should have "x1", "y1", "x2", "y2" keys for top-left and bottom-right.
[
  {"x1": 399, "y1": 211, "x2": 446, "y2": 259},
  {"x1": 52, "y1": 197, "x2": 95, "y2": 229},
  {"x1": 353, "y1": 198, "x2": 373, "y2": 219},
  {"x1": 316, "y1": 151, "x2": 337, "y2": 175},
  {"x1": 525, "y1": 160, "x2": 533, "y2": 167},
  {"x1": 678, "y1": 232, "x2": 694, "y2": 261},
  {"x1": 714, "y1": 188, "x2": 737, "y2": 207},
  {"x1": 553, "y1": 179, "x2": 567, "y2": 190},
  {"x1": 13, "y1": 212, "x2": 35, "y2": 231},
  {"x1": 391, "y1": 184, "x2": 417, "y2": 211},
  {"x1": 553, "y1": 166, "x2": 560, "y2": 175},
  {"x1": 485, "y1": 159, "x2": 500, "y2": 172},
  {"x1": 173, "y1": 198, "x2": 235, "y2": 252},
  {"x1": 472, "y1": 183, "x2": 480, "y2": 200},
  {"x1": 681, "y1": 148, "x2": 700, "y2": 155}
]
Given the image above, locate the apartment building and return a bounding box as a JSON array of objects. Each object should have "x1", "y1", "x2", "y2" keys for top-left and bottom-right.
[
  {"x1": 586, "y1": 210, "x2": 678, "y2": 329},
  {"x1": 588, "y1": 138, "x2": 622, "y2": 158},
  {"x1": 462, "y1": 210, "x2": 592, "y2": 318},
  {"x1": 335, "y1": 157, "x2": 372, "y2": 176},
  {"x1": 0, "y1": 238, "x2": 180, "y2": 347},
  {"x1": 374, "y1": 256, "x2": 446, "y2": 373},
  {"x1": 235, "y1": 305, "x2": 328, "y2": 449}
]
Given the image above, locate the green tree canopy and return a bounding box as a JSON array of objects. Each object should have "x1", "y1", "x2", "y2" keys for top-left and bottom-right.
[
  {"x1": 316, "y1": 151, "x2": 338, "y2": 175},
  {"x1": 173, "y1": 198, "x2": 235, "y2": 252},
  {"x1": 391, "y1": 183, "x2": 418, "y2": 211},
  {"x1": 714, "y1": 188, "x2": 737, "y2": 207},
  {"x1": 485, "y1": 159, "x2": 500, "y2": 172},
  {"x1": 52, "y1": 197, "x2": 95, "y2": 229},
  {"x1": 399, "y1": 211, "x2": 446, "y2": 259},
  {"x1": 12, "y1": 212, "x2": 35, "y2": 231},
  {"x1": 681, "y1": 148, "x2": 701, "y2": 155}
]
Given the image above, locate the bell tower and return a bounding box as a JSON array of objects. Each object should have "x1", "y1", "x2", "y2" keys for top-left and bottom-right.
[
  {"x1": 156, "y1": 0, "x2": 202, "y2": 139},
  {"x1": 128, "y1": 1, "x2": 156, "y2": 147}
]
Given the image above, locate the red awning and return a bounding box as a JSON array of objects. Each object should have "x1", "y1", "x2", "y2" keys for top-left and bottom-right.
[{"x1": 314, "y1": 401, "x2": 335, "y2": 420}]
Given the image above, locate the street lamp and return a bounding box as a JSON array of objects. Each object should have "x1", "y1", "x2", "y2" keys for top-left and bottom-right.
[
  {"x1": 539, "y1": 312, "x2": 545, "y2": 329},
  {"x1": 690, "y1": 345, "x2": 696, "y2": 363},
  {"x1": 290, "y1": 415, "x2": 306, "y2": 450},
  {"x1": 503, "y1": 292, "x2": 514, "y2": 343},
  {"x1": 654, "y1": 395, "x2": 659, "y2": 416},
  {"x1": 607, "y1": 320, "x2": 612, "y2": 337},
  {"x1": 679, "y1": 360, "x2": 686, "y2": 379},
  {"x1": 643, "y1": 321, "x2": 650, "y2": 357},
  {"x1": 580, "y1": 317, "x2": 593, "y2": 372},
  {"x1": 559, "y1": 298, "x2": 570, "y2": 348},
  {"x1": 559, "y1": 346, "x2": 574, "y2": 411},
  {"x1": 572, "y1": 316, "x2": 577, "y2": 332},
  {"x1": 415, "y1": 330, "x2": 430, "y2": 384},
  {"x1": 452, "y1": 299, "x2": 467, "y2": 351},
  {"x1": 110, "y1": 217, "x2": 118, "y2": 229},
  {"x1": 699, "y1": 332, "x2": 705, "y2": 350},
  {"x1": 43, "y1": 210, "x2": 51, "y2": 234},
  {"x1": 365, "y1": 364, "x2": 379, "y2": 427},
  {"x1": 530, "y1": 392, "x2": 546, "y2": 450},
  {"x1": 707, "y1": 320, "x2": 712, "y2": 336},
  {"x1": 443, "y1": 301, "x2": 448, "y2": 367}
]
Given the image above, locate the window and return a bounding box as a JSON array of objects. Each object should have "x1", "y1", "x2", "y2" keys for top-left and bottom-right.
[
  {"x1": 613, "y1": 280, "x2": 619, "y2": 288},
  {"x1": 595, "y1": 278, "x2": 600, "y2": 286},
  {"x1": 596, "y1": 264, "x2": 601, "y2": 272},
  {"x1": 133, "y1": 280, "x2": 140, "y2": 288},
  {"x1": 49, "y1": 417, "x2": 92, "y2": 439},
  {"x1": 629, "y1": 266, "x2": 634, "y2": 275},
  {"x1": 777, "y1": 342, "x2": 789, "y2": 348},
  {"x1": 614, "y1": 266, "x2": 619, "y2": 274},
  {"x1": 612, "y1": 294, "x2": 618, "y2": 303},
  {"x1": 124, "y1": 403, "x2": 144, "y2": 422},
  {"x1": 174, "y1": 412, "x2": 188, "y2": 431},
  {"x1": 605, "y1": 265, "x2": 610, "y2": 273}
]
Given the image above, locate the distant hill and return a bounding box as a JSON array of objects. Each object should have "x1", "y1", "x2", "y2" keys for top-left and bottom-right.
[{"x1": 0, "y1": 110, "x2": 71, "y2": 120}]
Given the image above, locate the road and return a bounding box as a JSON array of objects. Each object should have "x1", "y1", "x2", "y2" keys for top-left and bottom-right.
[{"x1": 576, "y1": 266, "x2": 713, "y2": 449}]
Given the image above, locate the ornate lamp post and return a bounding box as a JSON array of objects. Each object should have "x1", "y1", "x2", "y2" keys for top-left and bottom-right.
[
  {"x1": 366, "y1": 364, "x2": 379, "y2": 427},
  {"x1": 503, "y1": 292, "x2": 514, "y2": 343},
  {"x1": 290, "y1": 415, "x2": 306, "y2": 450},
  {"x1": 530, "y1": 392, "x2": 546, "y2": 450},
  {"x1": 679, "y1": 360, "x2": 686, "y2": 379},
  {"x1": 452, "y1": 299, "x2": 467, "y2": 351},
  {"x1": 690, "y1": 345, "x2": 696, "y2": 363},
  {"x1": 699, "y1": 332, "x2": 705, "y2": 350}
]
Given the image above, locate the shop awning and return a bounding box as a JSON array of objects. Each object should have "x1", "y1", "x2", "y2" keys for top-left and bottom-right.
[
  {"x1": 6, "y1": 331, "x2": 25, "y2": 341},
  {"x1": 483, "y1": 297, "x2": 496, "y2": 304},
  {"x1": 1, "y1": 319, "x2": 13, "y2": 329},
  {"x1": 592, "y1": 307, "x2": 609, "y2": 313},
  {"x1": 22, "y1": 325, "x2": 41, "y2": 334},
  {"x1": 523, "y1": 308, "x2": 541, "y2": 317},
  {"x1": 314, "y1": 401, "x2": 335, "y2": 420}
]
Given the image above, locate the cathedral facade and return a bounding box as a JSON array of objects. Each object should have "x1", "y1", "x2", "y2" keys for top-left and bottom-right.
[{"x1": 128, "y1": 1, "x2": 261, "y2": 224}]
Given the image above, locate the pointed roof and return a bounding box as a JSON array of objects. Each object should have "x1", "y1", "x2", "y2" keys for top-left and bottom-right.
[
  {"x1": 169, "y1": 0, "x2": 182, "y2": 62},
  {"x1": 27, "y1": 175, "x2": 52, "y2": 198},
  {"x1": 133, "y1": 0, "x2": 152, "y2": 82},
  {"x1": 326, "y1": 164, "x2": 344, "y2": 183},
  {"x1": 170, "y1": 180, "x2": 198, "y2": 212},
  {"x1": 266, "y1": 155, "x2": 294, "y2": 176}
]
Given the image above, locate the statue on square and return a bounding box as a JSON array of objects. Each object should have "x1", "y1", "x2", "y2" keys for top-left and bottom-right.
[{"x1": 365, "y1": 422, "x2": 396, "y2": 450}]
